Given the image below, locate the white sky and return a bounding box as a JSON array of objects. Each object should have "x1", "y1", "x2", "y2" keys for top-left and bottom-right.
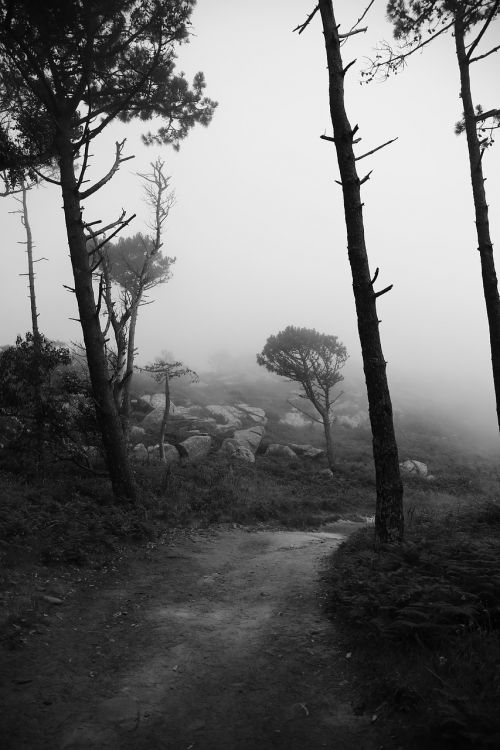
[{"x1": 1, "y1": 0, "x2": 500, "y2": 435}]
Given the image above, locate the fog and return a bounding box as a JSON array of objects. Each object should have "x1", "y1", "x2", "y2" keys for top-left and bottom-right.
[{"x1": 1, "y1": 1, "x2": 499, "y2": 450}]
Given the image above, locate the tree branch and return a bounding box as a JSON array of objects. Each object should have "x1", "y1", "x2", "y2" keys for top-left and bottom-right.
[
  {"x1": 338, "y1": 27, "x2": 367, "y2": 38},
  {"x1": 467, "y1": 0, "x2": 500, "y2": 61},
  {"x1": 292, "y1": 4, "x2": 319, "y2": 34},
  {"x1": 470, "y1": 43, "x2": 500, "y2": 63},
  {"x1": 79, "y1": 140, "x2": 134, "y2": 200},
  {"x1": 374, "y1": 284, "x2": 393, "y2": 298},
  {"x1": 355, "y1": 137, "x2": 398, "y2": 161}
]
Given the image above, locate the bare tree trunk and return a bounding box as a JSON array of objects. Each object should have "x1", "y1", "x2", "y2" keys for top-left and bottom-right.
[
  {"x1": 454, "y1": 16, "x2": 500, "y2": 434},
  {"x1": 21, "y1": 183, "x2": 44, "y2": 464},
  {"x1": 322, "y1": 415, "x2": 335, "y2": 471},
  {"x1": 318, "y1": 0, "x2": 404, "y2": 542},
  {"x1": 158, "y1": 373, "x2": 171, "y2": 461},
  {"x1": 56, "y1": 129, "x2": 136, "y2": 501},
  {"x1": 120, "y1": 300, "x2": 140, "y2": 433}
]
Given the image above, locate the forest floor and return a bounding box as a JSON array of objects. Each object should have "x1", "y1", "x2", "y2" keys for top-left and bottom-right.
[{"x1": 0, "y1": 524, "x2": 390, "y2": 750}]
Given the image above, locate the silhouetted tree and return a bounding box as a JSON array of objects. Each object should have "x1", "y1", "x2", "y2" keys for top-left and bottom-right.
[
  {"x1": 257, "y1": 326, "x2": 347, "y2": 470},
  {"x1": 368, "y1": 0, "x2": 500, "y2": 433},
  {"x1": 95, "y1": 159, "x2": 176, "y2": 428},
  {"x1": 294, "y1": 2, "x2": 404, "y2": 541},
  {"x1": 0, "y1": 0, "x2": 217, "y2": 500},
  {"x1": 143, "y1": 359, "x2": 198, "y2": 460}
]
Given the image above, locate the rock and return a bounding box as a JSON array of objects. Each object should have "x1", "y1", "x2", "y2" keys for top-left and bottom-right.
[
  {"x1": 220, "y1": 439, "x2": 255, "y2": 463},
  {"x1": 336, "y1": 411, "x2": 369, "y2": 428},
  {"x1": 319, "y1": 468, "x2": 334, "y2": 479},
  {"x1": 233, "y1": 425, "x2": 265, "y2": 453},
  {"x1": 400, "y1": 459, "x2": 428, "y2": 478},
  {"x1": 290, "y1": 444, "x2": 324, "y2": 458},
  {"x1": 266, "y1": 444, "x2": 297, "y2": 459},
  {"x1": 141, "y1": 407, "x2": 165, "y2": 430},
  {"x1": 179, "y1": 435, "x2": 212, "y2": 460},
  {"x1": 235, "y1": 404, "x2": 267, "y2": 425},
  {"x1": 132, "y1": 443, "x2": 148, "y2": 461},
  {"x1": 205, "y1": 405, "x2": 243, "y2": 428},
  {"x1": 149, "y1": 443, "x2": 181, "y2": 465},
  {"x1": 280, "y1": 409, "x2": 314, "y2": 428},
  {"x1": 129, "y1": 425, "x2": 146, "y2": 443}
]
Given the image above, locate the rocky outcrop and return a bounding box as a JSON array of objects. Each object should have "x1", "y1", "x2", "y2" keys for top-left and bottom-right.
[
  {"x1": 290, "y1": 444, "x2": 324, "y2": 458},
  {"x1": 219, "y1": 439, "x2": 255, "y2": 463},
  {"x1": 266, "y1": 444, "x2": 297, "y2": 459},
  {"x1": 235, "y1": 404, "x2": 267, "y2": 425},
  {"x1": 400, "y1": 459, "x2": 428, "y2": 478},
  {"x1": 205, "y1": 405, "x2": 243, "y2": 429},
  {"x1": 233, "y1": 426, "x2": 265, "y2": 453},
  {"x1": 179, "y1": 435, "x2": 213, "y2": 461}
]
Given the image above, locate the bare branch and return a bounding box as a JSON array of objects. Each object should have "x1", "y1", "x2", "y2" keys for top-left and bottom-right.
[
  {"x1": 341, "y1": 0, "x2": 375, "y2": 42},
  {"x1": 374, "y1": 284, "x2": 393, "y2": 298},
  {"x1": 475, "y1": 108, "x2": 500, "y2": 121},
  {"x1": 79, "y1": 140, "x2": 135, "y2": 200},
  {"x1": 355, "y1": 137, "x2": 398, "y2": 161},
  {"x1": 470, "y1": 43, "x2": 500, "y2": 63},
  {"x1": 359, "y1": 170, "x2": 373, "y2": 185},
  {"x1": 467, "y1": 0, "x2": 500, "y2": 61},
  {"x1": 371, "y1": 267, "x2": 379, "y2": 285},
  {"x1": 338, "y1": 27, "x2": 367, "y2": 39},
  {"x1": 320, "y1": 134, "x2": 336, "y2": 143},
  {"x1": 342, "y1": 59, "x2": 357, "y2": 76},
  {"x1": 292, "y1": 4, "x2": 319, "y2": 34}
]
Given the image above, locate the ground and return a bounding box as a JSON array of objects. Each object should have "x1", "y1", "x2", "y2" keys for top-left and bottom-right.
[{"x1": 0, "y1": 525, "x2": 387, "y2": 750}]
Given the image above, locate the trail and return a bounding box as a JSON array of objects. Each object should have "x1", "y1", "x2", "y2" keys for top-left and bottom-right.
[{"x1": 1, "y1": 528, "x2": 382, "y2": 749}]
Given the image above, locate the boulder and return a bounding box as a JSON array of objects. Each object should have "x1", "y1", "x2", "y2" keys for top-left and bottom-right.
[
  {"x1": 290, "y1": 444, "x2": 324, "y2": 458},
  {"x1": 337, "y1": 411, "x2": 368, "y2": 428},
  {"x1": 220, "y1": 439, "x2": 255, "y2": 463},
  {"x1": 236, "y1": 404, "x2": 267, "y2": 425},
  {"x1": 280, "y1": 409, "x2": 314, "y2": 428},
  {"x1": 233, "y1": 425, "x2": 265, "y2": 453},
  {"x1": 400, "y1": 459, "x2": 428, "y2": 478},
  {"x1": 133, "y1": 443, "x2": 148, "y2": 461},
  {"x1": 149, "y1": 443, "x2": 181, "y2": 465},
  {"x1": 205, "y1": 405, "x2": 243, "y2": 428},
  {"x1": 179, "y1": 435, "x2": 213, "y2": 461},
  {"x1": 266, "y1": 444, "x2": 297, "y2": 459}
]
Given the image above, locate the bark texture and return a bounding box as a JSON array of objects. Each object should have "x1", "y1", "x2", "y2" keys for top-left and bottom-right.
[
  {"x1": 57, "y1": 129, "x2": 136, "y2": 501},
  {"x1": 454, "y1": 14, "x2": 500, "y2": 433},
  {"x1": 318, "y1": 0, "x2": 404, "y2": 541}
]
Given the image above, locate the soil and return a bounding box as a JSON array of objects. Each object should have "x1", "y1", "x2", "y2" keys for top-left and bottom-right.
[{"x1": 0, "y1": 525, "x2": 385, "y2": 750}]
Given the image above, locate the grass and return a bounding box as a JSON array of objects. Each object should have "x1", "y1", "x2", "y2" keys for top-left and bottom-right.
[{"x1": 325, "y1": 492, "x2": 500, "y2": 749}]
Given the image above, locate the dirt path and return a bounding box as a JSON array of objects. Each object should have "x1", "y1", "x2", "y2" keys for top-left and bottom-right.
[{"x1": 1, "y1": 528, "x2": 382, "y2": 750}]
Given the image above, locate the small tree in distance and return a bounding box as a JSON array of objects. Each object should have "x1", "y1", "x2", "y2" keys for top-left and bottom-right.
[
  {"x1": 257, "y1": 326, "x2": 348, "y2": 470},
  {"x1": 142, "y1": 358, "x2": 198, "y2": 460}
]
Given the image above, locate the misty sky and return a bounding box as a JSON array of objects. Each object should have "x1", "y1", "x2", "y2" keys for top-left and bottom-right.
[{"x1": 1, "y1": 1, "x2": 499, "y2": 437}]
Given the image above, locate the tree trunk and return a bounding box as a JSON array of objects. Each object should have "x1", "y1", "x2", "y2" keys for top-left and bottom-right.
[
  {"x1": 158, "y1": 373, "x2": 171, "y2": 461},
  {"x1": 322, "y1": 415, "x2": 335, "y2": 471},
  {"x1": 318, "y1": 0, "x2": 404, "y2": 542},
  {"x1": 56, "y1": 129, "x2": 136, "y2": 501},
  {"x1": 21, "y1": 183, "x2": 44, "y2": 465},
  {"x1": 454, "y1": 16, "x2": 500, "y2": 434},
  {"x1": 120, "y1": 299, "x2": 140, "y2": 433}
]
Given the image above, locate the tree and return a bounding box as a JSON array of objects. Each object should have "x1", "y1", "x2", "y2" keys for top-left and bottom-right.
[
  {"x1": 1, "y1": 174, "x2": 48, "y2": 460},
  {"x1": 368, "y1": 0, "x2": 500, "y2": 433},
  {"x1": 257, "y1": 326, "x2": 347, "y2": 470},
  {"x1": 96, "y1": 158, "x2": 176, "y2": 427},
  {"x1": 0, "y1": 1, "x2": 217, "y2": 500},
  {"x1": 294, "y1": 2, "x2": 404, "y2": 542},
  {"x1": 142, "y1": 358, "x2": 198, "y2": 460}
]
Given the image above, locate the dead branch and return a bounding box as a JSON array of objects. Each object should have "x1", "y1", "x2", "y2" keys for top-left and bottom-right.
[
  {"x1": 371, "y1": 267, "x2": 379, "y2": 285},
  {"x1": 341, "y1": 0, "x2": 375, "y2": 44},
  {"x1": 470, "y1": 43, "x2": 500, "y2": 63},
  {"x1": 342, "y1": 59, "x2": 357, "y2": 76},
  {"x1": 374, "y1": 284, "x2": 393, "y2": 298},
  {"x1": 293, "y1": 4, "x2": 319, "y2": 34},
  {"x1": 79, "y1": 140, "x2": 135, "y2": 200},
  {"x1": 338, "y1": 27, "x2": 367, "y2": 38},
  {"x1": 359, "y1": 170, "x2": 373, "y2": 185},
  {"x1": 355, "y1": 137, "x2": 398, "y2": 161},
  {"x1": 320, "y1": 134, "x2": 336, "y2": 142},
  {"x1": 466, "y1": 0, "x2": 500, "y2": 61}
]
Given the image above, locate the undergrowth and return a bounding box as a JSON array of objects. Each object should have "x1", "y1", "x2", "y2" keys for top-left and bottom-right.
[{"x1": 326, "y1": 499, "x2": 500, "y2": 749}]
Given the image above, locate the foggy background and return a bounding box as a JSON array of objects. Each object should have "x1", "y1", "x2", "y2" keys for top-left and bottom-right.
[{"x1": 1, "y1": 0, "x2": 499, "y2": 448}]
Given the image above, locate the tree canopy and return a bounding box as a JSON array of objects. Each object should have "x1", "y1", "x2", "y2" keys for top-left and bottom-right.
[{"x1": 0, "y1": 0, "x2": 217, "y2": 171}]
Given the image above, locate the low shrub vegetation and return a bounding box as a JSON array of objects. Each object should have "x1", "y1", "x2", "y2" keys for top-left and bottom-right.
[{"x1": 326, "y1": 494, "x2": 500, "y2": 749}]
